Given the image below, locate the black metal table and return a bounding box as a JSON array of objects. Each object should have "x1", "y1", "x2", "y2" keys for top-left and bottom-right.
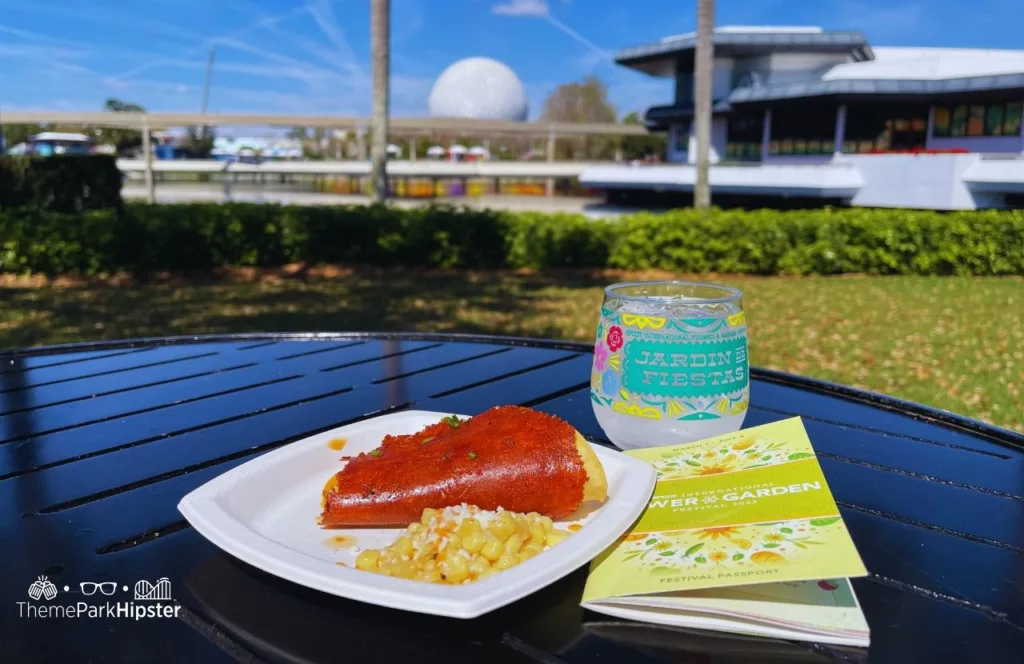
[{"x1": 1, "y1": 333, "x2": 1022, "y2": 664}]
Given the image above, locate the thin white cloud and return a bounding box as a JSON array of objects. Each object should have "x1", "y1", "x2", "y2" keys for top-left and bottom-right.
[
  {"x1": 219, "y1": 0, "x2": 366, "y2": 76},
  {"x1": 492, "y1": 1, "x2": 610, "y2": 61},
  {"x1": 493, "y1": 0, "x2": 550, "y2": 17},
  {"x1": 546, "y1": 15, "x2": 611, "y2": 61},
  {"x1": 0, "y1": 2, "x2": 201, "y2": 43},
  {"x1": 570, "y1": 49, "x2": 611, "y2": 75},
  {"x1": 0, "y1": 23, "x2": 79, "y2": 45},
  {"x1": 307, "y1": 0, "x2": 366, "y2": 78},
  {"x1": 0, "y1": 21, "x2": 192, "y2": 64},
  {"x1": 109, "y1": 3, "x2": 317, "y2": 83},
  {"x1": 123, "y1": 59, "x2": 343, "y2": 89},
  {"x1": 0, "y1": 43, "x2": 86, "y2": 61},
  {"x1": 259, "y1": 22, "x2": 350, "y2": 69}
]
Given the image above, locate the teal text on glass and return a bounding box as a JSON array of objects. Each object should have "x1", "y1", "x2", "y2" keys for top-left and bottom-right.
[{"x1": 622, "y1": 333, "x2": 749, "y2": 398}]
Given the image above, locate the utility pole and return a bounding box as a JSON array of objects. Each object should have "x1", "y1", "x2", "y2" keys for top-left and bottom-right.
[
  {"x1": 370, "y1": 0, "x2": 390, "y2": 202},
  {"x1": 693, "y1": 0, "x2": 715, "y2": 209},
  {"x1": 199, "y1": 47, "x2": 216, "y2": 151},
  {"x1": 201, "y1": 47, "x2": 215, "y2": 114}
]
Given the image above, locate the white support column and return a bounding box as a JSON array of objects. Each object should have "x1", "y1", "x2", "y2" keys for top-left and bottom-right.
[
  {"x1": 356, "y1": 125, "x2": 367, "y2": 161},
  {"x1": 545, "y1": 125, "x2": 556, "y2": 197},
  {"x1": 410, "y1": 137, "x2": 417, "y2": 162},
  {"x1": 142, "y1": 117, "x2": 155, "y2": 203},
  {"x1": 761, "y1": 108, "x2": 772, "y2": 161},
  {"x1": 834, "y1": 104, "x2": 848, "y2": 158},
  {"x1": 925, "y1": 105, "x2": 936, "y2": 147}
]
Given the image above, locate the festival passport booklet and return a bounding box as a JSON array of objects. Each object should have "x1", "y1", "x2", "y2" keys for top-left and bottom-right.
[{"x1": 581, "y1": 417, "x2": 870, "y2": 647}]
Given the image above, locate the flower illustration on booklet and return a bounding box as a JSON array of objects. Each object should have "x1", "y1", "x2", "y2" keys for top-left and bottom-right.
[{"x1": 581, "y1": 417, "x2": 872, "y2": 648}]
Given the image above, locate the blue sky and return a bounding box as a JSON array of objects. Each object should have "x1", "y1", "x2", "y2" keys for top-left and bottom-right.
[{"x1": 0, "y1": 0, "x2": 1021, "y2": 120}]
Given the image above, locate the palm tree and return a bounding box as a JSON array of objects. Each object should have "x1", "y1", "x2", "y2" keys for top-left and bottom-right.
[
  {"x1": 370, "y1": 0, "x2": 390, "y2": 202},
  {"x1": 693, "y1": 0, "x2": 715, "y2": 209}
]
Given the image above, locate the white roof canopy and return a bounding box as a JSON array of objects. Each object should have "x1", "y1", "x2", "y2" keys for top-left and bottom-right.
[
  {"x1": 825, "y1": 46, "x2": 1024, "y2": 81},
  {"x1": 31, "y1": 132, "x2": 91, "y2": 142}
]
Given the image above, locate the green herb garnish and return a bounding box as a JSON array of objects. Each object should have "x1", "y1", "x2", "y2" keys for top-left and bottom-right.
[
  {"x1": 442, "y1": 414, "x2": 462, "y2": 428},
  {"x1": 369, "y1": 449, "x2": 383, "y2": 457},
  {"x1": 422, "y1": 436, "x2": 435, "y2": 444},
  {"x1": 468, "y1": 451, "x2": 478, "y2": 460}
]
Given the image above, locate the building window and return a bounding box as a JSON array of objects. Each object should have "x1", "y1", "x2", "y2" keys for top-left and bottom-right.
[
  {"x1": 933, "y1": 102, "x2": 1023, "y2": 138},
  {"x1": 843, "y1": 104, "x2": 928, "y2": 153},
  {"x1": 986, "y1": 105, "x2": 1005, "y2": 135},
  {"x1": 725, "y1": 111, "x2": 764, "y2": 161},
  {"x1": 932, "y1": 107, "x2": 951, "y2": 137},
  {"x1": 967, "y1": 105, "x2": 986, "y2": 137},
  {"x1": 1007, "y1": 103, "x2": 1023, "y2": 136},
  {"x1": 672, "y1": 122, "x2": 691, "y2": 154},
  {"x1": 768, "y1": 101, "x2": 837, "y2": 156},
  {"x1": 675, "y1": 71, "x2": 694, "y2": 106}
]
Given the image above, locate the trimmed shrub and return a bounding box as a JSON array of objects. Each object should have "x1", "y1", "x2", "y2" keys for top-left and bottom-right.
[
  {"x1": 0, "y1": 202, "x2": 1021, "y2": 276},
  {"x1": 0, "y1": 156, "x2": 122, "y2": 212}
]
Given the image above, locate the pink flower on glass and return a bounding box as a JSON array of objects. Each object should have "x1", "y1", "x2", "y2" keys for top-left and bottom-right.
[
  {"x1": 818, "y1": 580, "x2": 838, "y2": 592},
  {"x1": 594, "y1": 342, "x2": 609, "y2": 370},
  {"x1": 606, "y1": 325, "x2": 624, "y2": 352}
]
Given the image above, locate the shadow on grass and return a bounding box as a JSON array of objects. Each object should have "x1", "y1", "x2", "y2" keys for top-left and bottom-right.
[
  {"x1": 0, "y1": 269, "x2": 615, "y2": 348},
  {"x1": 3, "y1": 268, "x2": 1022, "y2": 432}
]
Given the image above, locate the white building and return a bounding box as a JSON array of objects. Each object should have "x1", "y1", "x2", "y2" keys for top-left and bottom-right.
[{"x1": 580, "y1": 26, "x2": 1024, "y2": 209}]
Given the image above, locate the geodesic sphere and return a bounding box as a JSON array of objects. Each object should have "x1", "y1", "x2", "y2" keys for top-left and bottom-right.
[{"x1": 428, "y1": 57, "x2": 528, "y2": 121}]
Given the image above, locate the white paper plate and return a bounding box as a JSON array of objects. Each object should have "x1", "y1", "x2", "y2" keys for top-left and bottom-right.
[{"x1": 178, "y1": 410, "x2": 656, "y2": 618}]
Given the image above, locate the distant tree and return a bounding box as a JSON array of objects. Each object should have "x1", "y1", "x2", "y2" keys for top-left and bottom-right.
[
  {"x1": 542, "y1": 76, "x2": 617, "y2": 124},
  {"x1": 182, "y1": 125, "x2": 216, "y2": 158},
  {"x1": 540, "y1": 76, "x2": 618, "y2": 160},
  {"x1": 620, "y1": 112, "x2": 665, "y2": 161},
  {"x1": 104, "y1": 98, "x2": 144, "y2": 113},
  {"x1": 100, "y1": 97, "x2": 147, "y2": 155},
  {"x1": 1, "y1": 123, "x2": 46, "y2": 151},
  {"x1": 286, "y1": 126, "x2": 310, "y2": 140},
  {"x1": 494, "y1": 142, "x2": 519, "y2": 161}
]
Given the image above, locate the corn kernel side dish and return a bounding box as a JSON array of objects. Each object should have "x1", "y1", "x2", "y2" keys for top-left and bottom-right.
[{"x1": 354, "y1": 504, "x2": 573, "y2": 584}]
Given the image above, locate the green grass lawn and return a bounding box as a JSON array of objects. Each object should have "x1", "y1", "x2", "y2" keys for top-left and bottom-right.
[{"x1": 1, "y1": 269, "x2": 1021, "y2": 433}]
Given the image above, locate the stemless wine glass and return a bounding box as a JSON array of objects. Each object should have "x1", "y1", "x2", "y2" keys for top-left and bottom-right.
[{"x1": 590, "y1": 281, "x2": 749, "y2": 450}]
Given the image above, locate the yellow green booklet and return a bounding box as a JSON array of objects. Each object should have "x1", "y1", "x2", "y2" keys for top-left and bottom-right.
[{"x1": 582, "y1": 417, "x2": 870, "y2": 647}]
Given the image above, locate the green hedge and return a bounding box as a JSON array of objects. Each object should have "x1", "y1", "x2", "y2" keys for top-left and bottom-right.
[
  {"x1": 0, "y1": 156, "x2": 123, "y2": 212},
  {"x1": 0, "y1": 203, "x2": 1021, "y2": 276}
]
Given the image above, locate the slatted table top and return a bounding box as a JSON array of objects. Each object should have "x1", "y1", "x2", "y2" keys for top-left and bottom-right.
[{"x1": 1, "y1": 333, "x2": 1021, "y2": 664}]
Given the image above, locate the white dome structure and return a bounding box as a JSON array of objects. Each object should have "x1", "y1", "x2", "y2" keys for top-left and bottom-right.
[{"x1": 427, "y1": 57, "x2": 528, "y2": 121}]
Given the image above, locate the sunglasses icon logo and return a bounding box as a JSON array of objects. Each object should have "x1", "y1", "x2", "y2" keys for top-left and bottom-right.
[{"x1": 79, "y1": 582, "x2": 118, "y2": 596}]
